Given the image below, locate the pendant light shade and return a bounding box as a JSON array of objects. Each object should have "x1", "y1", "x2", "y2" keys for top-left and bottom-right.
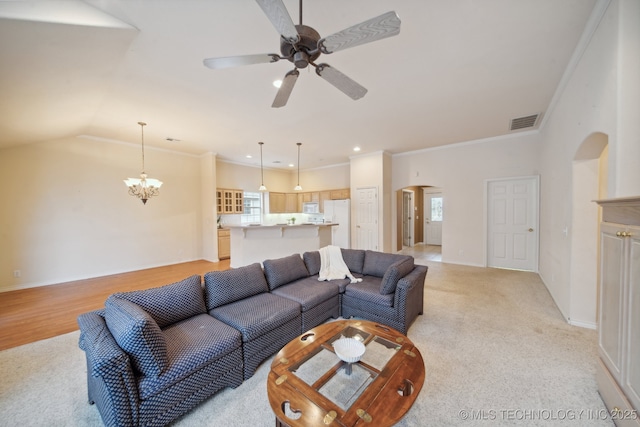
[
  {"x1": 294, "y1": 142, "x2": 302, "y2": 191},
  {"x1": 258, "y1": 142, "x2": 267, "y2": 191}
]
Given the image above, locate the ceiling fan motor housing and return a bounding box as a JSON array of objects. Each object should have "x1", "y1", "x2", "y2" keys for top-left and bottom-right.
[{"x1": 281, "y1": 24, "x2": 321, "y2": 68}]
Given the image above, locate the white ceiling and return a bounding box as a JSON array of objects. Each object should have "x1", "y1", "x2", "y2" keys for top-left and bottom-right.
[{"x1": 0, "y1": 0, "x2": 597, "y2": 170}]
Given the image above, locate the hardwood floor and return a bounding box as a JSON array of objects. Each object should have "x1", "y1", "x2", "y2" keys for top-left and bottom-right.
[{"x1": 0, "y1": 259, "x2": 230, "y2": 351}]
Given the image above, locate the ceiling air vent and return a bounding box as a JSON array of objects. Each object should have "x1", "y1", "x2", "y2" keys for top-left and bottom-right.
[{"x1": 510, "y1": 113, "x2": 540, "y2": 131}]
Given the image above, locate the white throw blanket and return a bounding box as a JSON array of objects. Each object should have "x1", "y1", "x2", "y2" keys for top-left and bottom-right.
[{"x1": 318, "y1": 245, "x2": 362, "y2": 283}]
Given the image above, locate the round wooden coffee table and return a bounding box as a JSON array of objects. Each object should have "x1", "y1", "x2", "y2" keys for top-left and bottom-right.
[{"x1": 267, "y1": 320, "x2": 425, "y2": 427}]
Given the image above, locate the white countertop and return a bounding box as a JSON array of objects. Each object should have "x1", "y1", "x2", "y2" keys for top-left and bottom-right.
[{"x1": 224, "y1": 223, "x2": 337, "y2": 229}]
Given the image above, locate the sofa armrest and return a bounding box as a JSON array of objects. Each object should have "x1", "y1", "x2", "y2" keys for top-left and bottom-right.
[
  {"x1": 393, "y1": 265, "x2": 428, "y2": 332},
  {"x1": 78, "y1": 310, "x2": 139, "y2": 427}
]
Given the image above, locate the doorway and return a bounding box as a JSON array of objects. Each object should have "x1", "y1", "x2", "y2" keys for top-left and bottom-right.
[{"x1": 397, "y1": 186, "x2": 442, "y2": 262}]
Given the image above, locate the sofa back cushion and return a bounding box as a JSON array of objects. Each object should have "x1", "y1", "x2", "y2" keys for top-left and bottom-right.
[
  {"x1": 105, "y1": 296, "x2": 168, "y2": 377},
  {"x1": 303, "y1": 251, "x2": 321, "y2": 276},
  {"x1": 341, "y1": 249, "x2": 365, "y2": 274},
  {"x1": 204, "y1": 263, "x2": 269, "y2": 309},
  {"x1": 380, "y1": 257, "x2": 415, "y2": 294},
  {"x1": 263, "y1": 254, "x2": 309, "y2": 291},
  {"x1": 362, "y1": 250, "x2": 412, "y2": 278},
  {"x1": 109, "y1": 275, "x2": 206, "y2": 329}
]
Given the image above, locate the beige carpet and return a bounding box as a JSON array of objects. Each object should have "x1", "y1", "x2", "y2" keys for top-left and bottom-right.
[{"x1": 0, "y1": 262, "x2": 613, "y2": 426}]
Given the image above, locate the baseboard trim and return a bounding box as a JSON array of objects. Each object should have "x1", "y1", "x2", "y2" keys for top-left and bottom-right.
[{"x1": 568, "y1": 319, "x2": 597, "y2": 330}]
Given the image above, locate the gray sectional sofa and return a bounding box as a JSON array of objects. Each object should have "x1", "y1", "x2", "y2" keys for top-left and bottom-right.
[{"x1": 77, "y1": 249, "x2": 427, "y2": 427}]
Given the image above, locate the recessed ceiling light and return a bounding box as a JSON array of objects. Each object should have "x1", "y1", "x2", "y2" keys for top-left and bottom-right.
[
  {"x1": 288, "y1": 163, "x2": 294, "y2": 167},
  {"x1": 353, "y1": 146, "x2": 361, "y2": 152},
  {"x1": 246, "y1": 154, "x2": 253, "y2": 158},
  {"x1": 273, "y1": 80, "x2": 282, "y2": 88}
]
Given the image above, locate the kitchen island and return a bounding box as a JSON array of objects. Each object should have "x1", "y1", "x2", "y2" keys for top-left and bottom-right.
[{"x1": 226, "y1": 223, "x2": 337, "y2": 268}]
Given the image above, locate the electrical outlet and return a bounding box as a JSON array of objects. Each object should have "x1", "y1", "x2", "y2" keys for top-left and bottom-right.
[{"x1": 13, "y1": 270, "x2": 21, "y2": 278}]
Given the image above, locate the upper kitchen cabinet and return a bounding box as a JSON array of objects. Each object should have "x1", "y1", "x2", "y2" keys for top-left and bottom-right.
[
  {"x1": 266, "y1": 192, "x2": 286, "y2": 213},
  {"x1": 217, "y1": 189, "x2": 244, "y2": 214},
  {"x1": 330, "y1": 188, "x2": 350, "y2": 200}
]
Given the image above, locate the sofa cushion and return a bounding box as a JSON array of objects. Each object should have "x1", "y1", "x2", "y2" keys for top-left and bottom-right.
[
  {"x1": 210, "y1": 293, "x2": 300, "y2": 342},
  {"x1": 109, "y1": 275, "x2": 206, "y2": 329},
  {"x1": 105, "y1": 296, "x2": 168, "y2": 377},
  {"x1": 271, "y1": 277, "x2": 340, "y2": 311},
  {"x1": 380, "y1": 258, "x2": 415, "y2": 294},
  {"x1": 344, "y1": 277, "x2": 395, "y2": 307},
  {"x1": 303, "y1": 251, "x2": 321, "y2": 276},
  {"x1": 137, "y1": 313, "x2": 242, "y2": 400},
  {"x1": 204, "y1": 263, "x2": 269, "y2": 309},
  {"x1": 341, "y1": 249, "x2": 365, "y2": 274},
  {"x1": 362, "y1": 251, "x2": 412, "y2": 278},
  {"x1": 263, "y1": 254, "x2": 309, "y2": 291}
]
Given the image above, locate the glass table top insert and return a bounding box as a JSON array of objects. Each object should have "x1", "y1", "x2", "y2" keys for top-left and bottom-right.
[{"x1": 288, "y1": 325, "x2": 401, "y2": 410}]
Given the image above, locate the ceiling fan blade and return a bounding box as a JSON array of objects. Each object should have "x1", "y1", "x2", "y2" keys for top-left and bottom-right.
[
  {"x1": 255, "y1": 0, "x2": 299, "y2": 43},
  {"x1": 203, "y1": 53, "x2": 280, "y2": 70},
  {"x1": 318, "y1": 11, "x2": 401, "y2": 54},
  {"x1": 315, "y1": 63, "x2": 367, "y2": 100},
  {"x1": 272, "y1": 69, "x2": 299, "y2": 108}
]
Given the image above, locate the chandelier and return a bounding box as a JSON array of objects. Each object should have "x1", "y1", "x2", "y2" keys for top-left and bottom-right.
[{"x1": 124, "y1": 122, "x2": 163, "y2": 204}]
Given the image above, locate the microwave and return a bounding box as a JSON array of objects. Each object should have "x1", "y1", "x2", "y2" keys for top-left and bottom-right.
[{"x1": 302, "y1": 202, "x2": 319, "y2": 213}]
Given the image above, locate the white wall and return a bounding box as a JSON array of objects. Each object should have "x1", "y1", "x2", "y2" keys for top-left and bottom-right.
[
  {"x1": 0, "y1": 136, "x2": 202, "y2": 291},
  {"x1": 538, "y1": 0, "x2": 640, "y2": 322},
  {"x1": 392, "y1": 133, "x2": 541, "y2": 266},
  {"x1": 201, "y1": 153, "x2": 217, "y2": 262},
  {"x1": 217, "y1": 160, "x2": 291, "y2": 192}
]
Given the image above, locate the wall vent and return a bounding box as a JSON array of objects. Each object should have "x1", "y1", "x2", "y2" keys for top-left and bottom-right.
[{"x1": 510, "y1": 113, "x2": 540, "y2": 131}]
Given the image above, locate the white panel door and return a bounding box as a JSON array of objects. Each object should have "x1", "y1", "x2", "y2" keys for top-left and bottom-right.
[
  {"x1": 487, "y1": 177, "x2": 538, "y2": 271},
  {"x1": 355, "y1": 187, "x2": 378, "y2": 250}
]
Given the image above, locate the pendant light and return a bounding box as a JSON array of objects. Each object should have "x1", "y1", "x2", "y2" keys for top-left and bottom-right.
[
  {"x1": 258, "y1": 142, "x2": 267, "y2": 191},
  {"x1": 124, "y1": 122, "x2": 163, "y2": 204},
  {"x1": 294, "y1": 142, "x2": 302, "y2": 191}
]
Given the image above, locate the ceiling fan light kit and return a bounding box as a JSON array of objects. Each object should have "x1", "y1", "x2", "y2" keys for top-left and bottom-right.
[{"x1": 203, "y1": 0, "x2": 401, "y2": 108}]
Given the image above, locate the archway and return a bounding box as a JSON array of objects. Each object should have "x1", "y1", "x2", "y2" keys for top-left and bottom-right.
[{"x1": 569, "y1": 132, "x2": 608, "y2": 328}]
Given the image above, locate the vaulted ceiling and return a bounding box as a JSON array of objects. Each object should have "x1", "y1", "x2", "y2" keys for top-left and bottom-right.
[{"x1": 0, "y1": 0, "x2": 597, "y2": 170}]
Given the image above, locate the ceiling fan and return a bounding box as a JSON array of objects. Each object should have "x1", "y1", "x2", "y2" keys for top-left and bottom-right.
[{"x1": 203, "y1": 0, "x2": 401, "y2": 108}]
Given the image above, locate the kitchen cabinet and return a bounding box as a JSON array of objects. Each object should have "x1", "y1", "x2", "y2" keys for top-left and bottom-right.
[
  {"x1": 267, "y1": 192, "x2": 286, "y2": 213},
  {"x1": 217, "y1": 189, "x2": 244, "y2": 214},
  {"x1": 218, "y1": 228, "x2": 230, "y2": 259},
  {"x1": 266, "y1": 189, "x2": 351, "y2": 213},
  {"x1": 330, "y1": 188, "x2": 350, "y2": 200},
  {"x1": 285, "y1": 193, "x2": 298, "y2": 213},
  {"x1": 595, "y1": 197, "x2": 640, "y2": 426}
]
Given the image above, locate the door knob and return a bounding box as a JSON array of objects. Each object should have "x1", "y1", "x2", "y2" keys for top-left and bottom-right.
[{"x1": 528, "y1": 228, "x2": 534, "y2": 232}]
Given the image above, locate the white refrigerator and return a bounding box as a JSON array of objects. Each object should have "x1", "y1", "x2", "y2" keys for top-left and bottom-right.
[{"x1": 323, "y1": 199, "x2": 351, "y2": 248}]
